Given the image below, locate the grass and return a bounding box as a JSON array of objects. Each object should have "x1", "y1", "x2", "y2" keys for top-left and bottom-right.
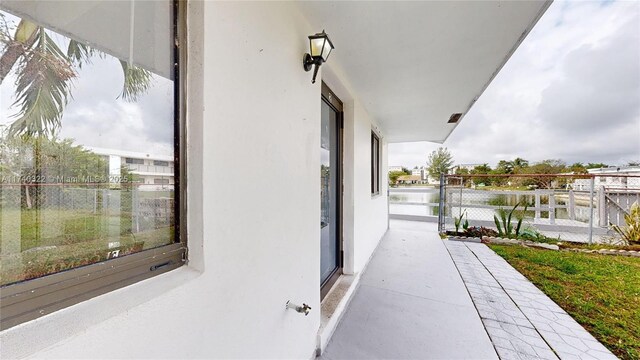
[
  {"x1": 0, "y1": 208, "x2": 174, "y2": 286},
  {"x1": 489, "y1": 245, "x2": 640, "y2": 359},
  {"x1": 559, "y1": 242, "x2": 640, "y2": 252}
]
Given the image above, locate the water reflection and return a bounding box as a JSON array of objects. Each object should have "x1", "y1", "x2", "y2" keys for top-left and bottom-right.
[{"x1": 390, "y1": 188, "x2": 595, "y2": 223}]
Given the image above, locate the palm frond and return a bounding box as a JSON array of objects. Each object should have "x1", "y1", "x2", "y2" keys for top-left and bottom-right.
[
  {"x1": 118, "y1": 60, "x2": 153, "y2": 102},
  {"x1": 8, "y1": 27, "x2": 75, "y2": 137},
  {"x1": 0, "y1": 19, "x2": 39, "y2": 84},
  {"x1": 67, "y1": 39, "x2": 95, "y2": 68}
]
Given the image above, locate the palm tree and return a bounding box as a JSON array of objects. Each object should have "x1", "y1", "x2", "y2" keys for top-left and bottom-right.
[
  {"x1": 1, "y1": 15, "x2": 154, "y2": 211},
  {"x1": 0, "y1": 16, "x2": 153, "y2": 137},
  {"x1": 512, "y1": 157, "x2": 529, "y2": 169}
]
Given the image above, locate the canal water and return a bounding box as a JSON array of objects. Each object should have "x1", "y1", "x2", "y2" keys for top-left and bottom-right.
[{"x1": 389, "y1": 188, "x2": 594, "y2": 223}]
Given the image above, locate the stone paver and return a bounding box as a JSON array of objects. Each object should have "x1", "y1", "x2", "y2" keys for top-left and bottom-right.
[{"x1": 444, "y1": 241, "x2": 617, "y2": 360}]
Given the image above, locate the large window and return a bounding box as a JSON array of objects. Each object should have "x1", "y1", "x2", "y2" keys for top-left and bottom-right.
[
  {"x1": 371, "y1": 132, "x2": 380, "y2": 195},
  {"x1": 0, "y1": 0, "x2": 185, "y2": 330}
]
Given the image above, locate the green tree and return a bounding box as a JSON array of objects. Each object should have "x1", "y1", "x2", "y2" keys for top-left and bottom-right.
[
  {"x1": 454, "y1": 167, "x2": 470, "y2": 175},
  {"x1": 0, "y1": 135, "x2": 109, "y2": 208},
  {"x1": 569, "y1": 162, "x2": 588, "y2": 174},
  {"x1": 426, "y1": 147, "x2": 453, "y2": 180},
  {"x1": 520, "y1": 159, "x2": 567, "y2": 189},
  {"x1": 495, "y1": 160, "x2": 514, "y2": 174},
  {"x1": 586, "y1": 163, "x2": 608, "y2": 169},
  {"x1": 512, "y1": 157, "x2": 529, "y2": 169},
  {"x1": 470, "y1": 163, "x2": 492, "y2": 185},
  {"x1": 388, "y1": 171, "x2": 405, "y2": 185}
]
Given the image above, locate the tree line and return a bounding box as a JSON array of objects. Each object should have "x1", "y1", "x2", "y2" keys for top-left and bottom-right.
[{"x1": 419, "y1": 147, "x2": 639, "y2": 188}]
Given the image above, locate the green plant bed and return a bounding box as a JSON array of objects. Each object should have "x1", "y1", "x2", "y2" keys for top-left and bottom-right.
[{"x1": 489, "y1": 244, "x2": 640, "y2": 359}]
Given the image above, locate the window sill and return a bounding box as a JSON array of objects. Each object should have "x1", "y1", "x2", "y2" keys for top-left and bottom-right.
[{"x1": 0, "y1": 266, "x2": 201, "y2": 359}]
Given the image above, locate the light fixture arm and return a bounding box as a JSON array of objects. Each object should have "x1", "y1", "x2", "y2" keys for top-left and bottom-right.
[
  {"x1": 311, "y1": 63, "x2": 320, "y2": 84},
  {"x1": 303, "y1": 53, "x2": 323, "y2": 84}
]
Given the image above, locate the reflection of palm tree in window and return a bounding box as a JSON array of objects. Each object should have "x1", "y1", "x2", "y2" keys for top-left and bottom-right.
[{"x1": 0, "y1": 15, "x2": 153, "y2": 138}]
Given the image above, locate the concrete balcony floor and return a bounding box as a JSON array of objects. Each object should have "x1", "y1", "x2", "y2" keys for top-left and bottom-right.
[
  {"x1": 320, "y1": 220, "x2": 614, "y2": 360},
  {"x1": 321, "y1": 220, "x2": 497, "y2": 359}
]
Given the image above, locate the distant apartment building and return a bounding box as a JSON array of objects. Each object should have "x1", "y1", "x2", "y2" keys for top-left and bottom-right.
[
  {"x1": 86, "y1": 147, "x2": 174, "y2": 191},
  {"x1": 388, "y1": 165, "x2": 403, "y2": 173},
  {"x1": 452, "y1": 163, "x2": 482, "y2": 172},
  {"x1": 411, "y1": 166, "x2": 428, "y2": 181},
  {"x1": 572, "y1": 166, "x2": 640, "y2": 191}
]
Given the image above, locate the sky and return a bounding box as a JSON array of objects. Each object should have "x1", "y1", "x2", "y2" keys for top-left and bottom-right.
[
  {"x1": 389, "y1": 0, "x2": 640, "y2": 169},
  {"x1": 0, "y1": 11, "x2": 175, "y2": 157},
  {"x1": 1, "y1": 2, "x2": 639, "y2": 165}
]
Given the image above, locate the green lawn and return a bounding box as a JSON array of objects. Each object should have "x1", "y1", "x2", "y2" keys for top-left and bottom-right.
[
  {"x1": 489, "y1": 245, "x2": 640, "y2": 359},
  {"x1": 0, "y1": 209, "x2": 173, "y2": 286}
]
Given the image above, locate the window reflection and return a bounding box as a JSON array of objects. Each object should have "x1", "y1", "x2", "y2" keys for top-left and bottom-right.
[{"x1": 0, "y1": 8, "x2": 175, "y2": 286}]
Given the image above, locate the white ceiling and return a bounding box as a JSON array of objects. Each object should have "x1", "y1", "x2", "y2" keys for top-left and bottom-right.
[
  {"x1": 297, "y1": 1, "x2": 552, "y2": 143},
  {"x1": 1, "y1": 0, "x2": 173, "y2": 79}
]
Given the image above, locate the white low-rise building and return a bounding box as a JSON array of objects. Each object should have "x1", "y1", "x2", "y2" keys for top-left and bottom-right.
[
  {"x1": 86, "y1": 147, "x2": 175, "y2": 191},
  {"x1": 572, "y1": 166, "x2": 640, "y2": 190}
]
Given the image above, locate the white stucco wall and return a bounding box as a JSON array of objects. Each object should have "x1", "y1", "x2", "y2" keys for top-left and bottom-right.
[
  {"x1": 350, "y1": 101, "x2": 389, "y2": 273},
  {"x1": 0, "y1": 2, "x2": 389, "y2": 359}
]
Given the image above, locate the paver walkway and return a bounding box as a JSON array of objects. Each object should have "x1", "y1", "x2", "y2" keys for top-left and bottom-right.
[{"x1": 445, "y1": 240, "x2": 617, "y2": 360}]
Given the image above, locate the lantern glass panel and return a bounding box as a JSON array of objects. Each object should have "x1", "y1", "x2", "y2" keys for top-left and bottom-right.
[
  {"x1": 310, "y1": 37, "x2": 326, "y2": 58},
  {"x1": 321, "y1": 42, "x2": 332, "y2": 61}
]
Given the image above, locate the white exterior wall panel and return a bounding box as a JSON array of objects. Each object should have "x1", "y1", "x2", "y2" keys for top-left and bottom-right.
[{"x1": 1, "y1": 2, "x2": 389, "y2": 359}]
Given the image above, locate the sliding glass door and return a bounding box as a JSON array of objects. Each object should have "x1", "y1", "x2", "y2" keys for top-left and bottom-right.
[{"x1": 320, "y1": 84, "x2": 342, "y2": 298}]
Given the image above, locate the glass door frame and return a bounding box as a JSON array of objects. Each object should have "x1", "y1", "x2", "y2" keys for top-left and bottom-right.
[{"x1": 320, "y1": 82, "x2": 344, "y2": 300}]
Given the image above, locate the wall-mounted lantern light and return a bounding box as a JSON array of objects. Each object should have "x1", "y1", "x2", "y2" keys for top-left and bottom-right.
[{"x1": 303, "y1": 30, "x2": 334, "y2": 84}]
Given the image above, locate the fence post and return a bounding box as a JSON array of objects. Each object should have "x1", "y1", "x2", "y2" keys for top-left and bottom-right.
[
  {"x1": 568, "y1": 190, "x2": 575, "y2": 220},
  {"x1": 133, "y1": 187, "x2": 140, "y2": 233},
  {"x1": 549, "y1": 191, "x2": 556, "y2": 225},
  {"x1": 438, "y1": 174, "x2": 445, "y2": 234},
  {"x1": 534, "y1": 190, "x2": 541, "y2": 220},
  {"x1": 588, "y1": 177, "x2": 595, "y2": 245},
  {"x1": 598, "y1": 185, "x2": 606, "y2": 227}
]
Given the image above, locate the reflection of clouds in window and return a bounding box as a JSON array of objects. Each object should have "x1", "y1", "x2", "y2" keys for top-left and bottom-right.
[{"x1": 0, "y1": 10, "x2": 173, "y2": 156}]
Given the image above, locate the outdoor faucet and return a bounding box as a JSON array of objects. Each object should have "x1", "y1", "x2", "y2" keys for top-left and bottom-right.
[{"x1": 286, "y1": 300, "x2": 311, "y2": 316}]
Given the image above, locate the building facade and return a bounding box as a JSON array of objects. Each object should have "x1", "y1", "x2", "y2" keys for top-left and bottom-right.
[
  {"x1": 87, "y1": 147, "x2": 175, "y2": 191},
  {"x1": 572, "y1": 166, "x2": 640, "y2": 191},
  {"x1": 0, "y1": 1, "x2": 551, "y2": 359}
]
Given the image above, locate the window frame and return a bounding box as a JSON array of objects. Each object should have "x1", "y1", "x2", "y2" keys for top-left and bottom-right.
[
  {"x1": 371, "y1": 131, "x2": 380, "y2": 196},
  {"x1": 0, "y1": 0, "x2": 188, "y2": 331}
]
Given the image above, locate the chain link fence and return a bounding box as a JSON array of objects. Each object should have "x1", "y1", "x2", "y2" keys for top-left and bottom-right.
[
  {"x1": 0, "y1": 184, "x2": 175, "y2": 285},
  {"x1": 0, "y1": 185, "x2": 174, "y2": 236},
  {"x1": 438, "y1": 174, "x2": 640, "y2": 244}
]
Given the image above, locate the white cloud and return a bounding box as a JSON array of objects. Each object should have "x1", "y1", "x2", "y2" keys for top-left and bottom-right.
[
  {"x1": 0, "y1": 11, "x2": 174, "y2": 157},
  {"x1": 390, "y1": 0, "x2": 640, "y2": 168}
]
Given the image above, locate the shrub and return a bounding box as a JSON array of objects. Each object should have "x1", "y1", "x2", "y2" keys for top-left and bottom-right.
[
  {"x1": 465, "y1": 226, "x2": 498, "y2": 238},
  {"x1": 494, "y1": 202, "x2": 528, "y2": 239},
  {"x1": 611, "y1": 202, "x2": 640, "y2": 245}
]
